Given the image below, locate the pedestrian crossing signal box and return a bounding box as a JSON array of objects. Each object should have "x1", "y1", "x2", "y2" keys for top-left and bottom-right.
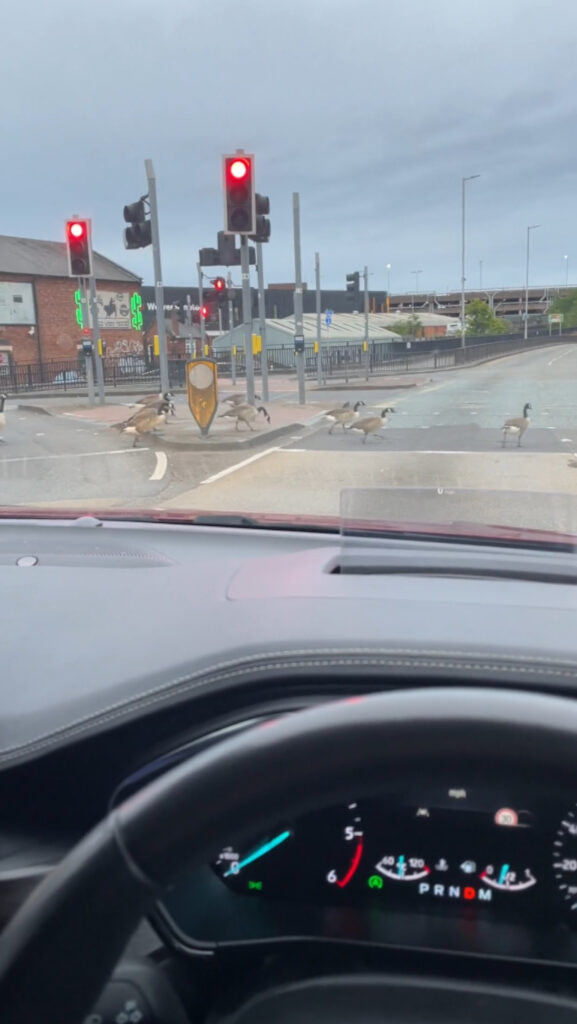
[
  {"x1": 81, "y1": 339, "x2": 93, "y2": 356},
  {"x1": 294, "y1": 336, "x2": 305, "y2": 354}
]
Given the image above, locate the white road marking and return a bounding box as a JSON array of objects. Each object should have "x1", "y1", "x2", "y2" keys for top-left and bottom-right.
[
  {"x1": 548, "y1": 348, "x2": 573, "y2": 366},
  {"x1": 149, "y1": 450, "x2": 167, "y2": 481},
  {"x1": 290, "y1": 435, "x2": 304, "y2": 440},
  {"x1": 0, "y1": 448, "x2": 150, "y2": 465},
  {"x1": 35, "y1": 432, "x2": 45, "y2": 437},
  {"x1": 200, "y1": 446, "x2": 280, "y2": 485},
  {"x1": 280, "y1": 448, "x2": 307, "y2": 453},
  {"x1": 561, "y1": 438, "x2": 574, "y2": 443}
]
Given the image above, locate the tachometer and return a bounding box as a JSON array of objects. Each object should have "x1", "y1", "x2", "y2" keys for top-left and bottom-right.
[
  {"x1": 553, "y1": 805, "x2": 577, "y2": 909},
  {"x1": 214, "y1": 802, "x2": 364, "y2": 901}
]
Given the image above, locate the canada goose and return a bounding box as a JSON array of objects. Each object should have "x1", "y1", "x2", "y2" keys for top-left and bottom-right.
[
  {"x1": 134, "y1": 391, "x2": 175, "y2": 416},
  {"x1": 326, "y1": 400, "x2": 366, "y2": 434},
  {"x1": 501, "y1": 403, "x2": 531, "y2": 447},
  {"x1": 223, "y1": 392, "x2": 261, "y2": 406},
  {"x1": 0, "y1": 394, "x2": 6, "y2": 442},
  {"x1": 218, "y1": 404, "x2": 270, "y2": 430},
  {"x1": 112, "y1": 400, "x2": 171, "y2": 447},
  {"x1": 347, "y1": 407, "x2": 395, "y2": 443}
]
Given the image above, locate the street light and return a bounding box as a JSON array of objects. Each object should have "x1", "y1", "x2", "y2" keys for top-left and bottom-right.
[
  {"x1": 564, "y1": 254, "x2": 569, "y2": 289},
  {"x1": 524, "y1": 225, "x2": 540, "y2": 341},
  {"x1": 479, "y1": 259, "x2": 483, "y2": 290},
  {"x1": 411, "y1": 269, "x2": 422, "y2": 311},
  {"x1": 461, "y1": 174, "x2": 480, "y2": 347},
  {"x1": 386, "y1": 263, "x2": 391, "y2": 294}
]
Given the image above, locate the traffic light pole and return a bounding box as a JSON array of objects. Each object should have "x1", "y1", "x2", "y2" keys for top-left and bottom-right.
[
  {"x1": 197, "y1": 262, "x2": 206, "y2": 353},
  {"x1": 364, "y1": 265, "x2": 370, "y2": 382},
  {"x1": 227, "y1": 274, "x2": 236, "y2": 385},
  {"x1": 89, "y1": 276, "x2": 105, "y2": 404},
  {"x1": 256, "y1": 241, "x2": 269, "y2": 403},
  {"x1": 80, "y1": 280, "x2": 95, "y2": 407},
  {"x1": 240, "y1": 236, "x2": 256, "y2": 405},
  {"x1": 145, "y1": 159, "x2": 169, "y2": 393},
  {"x1": 315, "y1": 252, "x2": 322, "y2": 386},
  {"x1": 292, "y1": 192, "x2": 306, "y2": 405}
]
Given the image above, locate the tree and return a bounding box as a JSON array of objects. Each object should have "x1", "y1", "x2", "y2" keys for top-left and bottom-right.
[
  {"x1": 465, "y1": 299, "x2": 507, "y2": 336},
  {"x1": 394, "y1": 314, "x2": 423, "y2": 338},
  {"x1": 548, "y1": 291, "x2": 577, "y2": 327}
]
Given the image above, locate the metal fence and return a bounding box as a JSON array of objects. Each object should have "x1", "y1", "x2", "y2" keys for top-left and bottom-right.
[
  {"x1": 214, "y1": 330, "x2": 573, "y2": 382},
  {"x1": 1, "y1": 331, "x2": 573, "y2": 395}
]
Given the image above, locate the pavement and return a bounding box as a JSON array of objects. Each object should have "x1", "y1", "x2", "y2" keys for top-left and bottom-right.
[{"x1": 3, "y1": 344, "x2": 577, "y2": 534}]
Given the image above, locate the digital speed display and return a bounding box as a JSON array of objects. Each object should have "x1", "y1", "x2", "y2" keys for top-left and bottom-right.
[{"x1": 213, "y1": 784, "x2": 557, "y2": 921}]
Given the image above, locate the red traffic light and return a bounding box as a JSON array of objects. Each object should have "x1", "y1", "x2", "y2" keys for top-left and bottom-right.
[
  {"x1": 229, "y1": 159, "x2": 249, "y2": 181},
  {"x1": 200, "y1": 305, "x2": 209, "y2": 319},
  {"x1": 68, "y1": 221, "x2": 86, "y2": 240},
  {"x1": 213, "y1": 277, "x2": 225, "y2": 291}
]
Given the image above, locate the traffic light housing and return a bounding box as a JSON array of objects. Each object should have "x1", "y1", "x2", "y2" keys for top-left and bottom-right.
[
  {"x1": 123, "y1": 199, "x2": 152, "y2": 249},
  {"x1": 250, "y1": 194, "x2": 271, "y2": 243},
  {"x1": 346, "y1": 272, "x2": 360, "y2": 304},
  {"x1": 66, "y1": 220, "x2": 93, "y2": 277},
  {"x1": 223, "y1": 154, "x2": 255, "y2": 235}
]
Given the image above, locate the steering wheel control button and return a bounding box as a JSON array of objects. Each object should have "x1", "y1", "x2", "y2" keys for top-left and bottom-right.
[{"x1": 86, "y1": 982, "x2": 151, "y2": 1024}]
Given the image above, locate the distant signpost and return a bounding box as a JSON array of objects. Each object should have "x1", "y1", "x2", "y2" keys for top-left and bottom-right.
[
  {"x1": 325, "y1": 309, "x2": 333, "y2": 327},
  {"x1": 548, "y1": 312, "x2": 564, "y2": 336}
]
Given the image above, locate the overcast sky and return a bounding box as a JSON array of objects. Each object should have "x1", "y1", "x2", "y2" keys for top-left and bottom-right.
[{"x1": 3, "y1": 0, "x2": 577, "y2": 294}]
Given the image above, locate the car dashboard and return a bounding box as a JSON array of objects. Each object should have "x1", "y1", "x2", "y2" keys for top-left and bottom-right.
[
  {"x1": 3, "y1": 516, "x2": 577, "y2": 1020},
  {"x1": 105, "y1": 714, "x2": 577, "y2": 970}
]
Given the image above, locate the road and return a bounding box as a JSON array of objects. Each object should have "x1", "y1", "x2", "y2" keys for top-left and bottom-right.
[{"x1": 3, "y1": 345, "x2": 577, "y2": 533}]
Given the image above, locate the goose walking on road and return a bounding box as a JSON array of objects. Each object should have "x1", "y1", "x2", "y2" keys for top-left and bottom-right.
[
  {"x1": 223, "y1": 392, "x2": 261, "y2": 407},
  {"x1": 218, "y1": 404, "x2": 270, "y2": 431},
  {"x1": 135, "y1": 391, "x2": 176, "y2": 416},
  {"x1": 112, "y1": 399, "x2": 171, "y2": 447},
  {"x1": 501, "y1": 403, "x2": 531, "y2": 447},
  {"x1": 0, "y1": 394, "x2": 6, "y2": 443},
  {"x1": 326, "y1": 400, "x2": 365, "y2": 434},
  {"x1": 347, "y1": 407, "x2": 395, "y2": 443}
]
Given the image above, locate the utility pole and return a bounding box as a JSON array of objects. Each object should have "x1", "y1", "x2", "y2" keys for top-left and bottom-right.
[
  {"x1": 525, "y1": 224, "x2": 539, "y2": 341},
  {"x1": 461, "y1": 173, "x2": 480, "y2": 348},
  {"x1": 197, "y1": 262, "x2": 206, "y2": 354},
  {"x1": 363, "y1": 265, "x2": 370, "y2": 381},
  {"x1": 292, "y1": 192, "x2": 306, "y2": 405},
  {"x1": 89, "y1": 276, "x2": 105, "y2": 404},
  {"x1": 81, "y1": 281, "x2": 95, "y2": 407},
  {"x1": 256, "y1": 240, "x2": 269, "y2": 402},
  {"x1": 186, "y1": 293, "x2": 193, "y2": 356},
  {"x1": 315, "y1": 252, "x2": 322, "y2": 386},
  {"x1": 227, "y1": 272, "x2": 236, "y2": 385},
  {"x1": 240, "y1": 235, "x2": 255, "y2": 404},
  {"x1": 144, "y1": 159, "x2": 169, "y2": 392},
  {"x1": 479, "y1": 259, "x2": 483, "y2": 291}
]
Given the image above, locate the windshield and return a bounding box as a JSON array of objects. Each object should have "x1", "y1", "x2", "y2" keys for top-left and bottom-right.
[{"x1": 2, "y1": 0, "x2": 577, "y2": 544}]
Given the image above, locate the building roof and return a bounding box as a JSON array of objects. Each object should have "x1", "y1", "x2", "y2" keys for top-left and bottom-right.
[
  {"x1": 0, "y1": 235, "x2": 140, "y2": 283},
  {"x1": 213, "y1": 313, "x2": 403, "y2": 350}
]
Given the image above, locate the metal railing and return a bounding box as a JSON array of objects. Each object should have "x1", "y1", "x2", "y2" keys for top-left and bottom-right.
[{"x1": 2, "y1": 332, "x2": 573, "y2": 395}]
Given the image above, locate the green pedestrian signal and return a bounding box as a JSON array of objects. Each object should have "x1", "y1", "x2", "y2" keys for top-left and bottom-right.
[
  {"x1": 74, "y1": 289, "x2": 84, "y2": 328},
  {"x1": 131, "y1": 292, "x2": 143, "y2": 330}
]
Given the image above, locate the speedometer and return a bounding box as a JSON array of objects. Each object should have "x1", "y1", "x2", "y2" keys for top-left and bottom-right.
[{"x1": 552, "y1": 805, "x2": 577, "y2": 910}]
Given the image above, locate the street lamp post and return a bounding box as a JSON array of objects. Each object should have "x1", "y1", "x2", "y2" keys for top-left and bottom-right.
[
  {"x1": 524, "y1": 225, "x2": 540, "y2": 341},
  {"x1": 461, "y1": 174, "x2": 480, "y2": 348},
  {"x1": 411, "y1": 269, "x2": 422, "y2": 311},
  {"x1": 479, "y1": 259, "x2": 483, "y2": 290},
  {"x1": 386, "y1": 263, "x2": 391, "y2": 306},
  {"x1": 564, "y1": 254, "x2": 569, "y2": 289}
]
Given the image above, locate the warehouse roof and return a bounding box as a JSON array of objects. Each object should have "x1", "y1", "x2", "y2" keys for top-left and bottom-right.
[
  {"x1": 0, "y1": 235, "x2": 140, "y2": 283},
  {"x1": 214, "y1": 313, "x2": 403, "y2": 349}
]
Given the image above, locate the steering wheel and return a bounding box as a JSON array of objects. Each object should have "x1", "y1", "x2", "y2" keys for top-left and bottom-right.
[{"x1": 2, "y1": 686, "x2": 577, "y2": 1024}]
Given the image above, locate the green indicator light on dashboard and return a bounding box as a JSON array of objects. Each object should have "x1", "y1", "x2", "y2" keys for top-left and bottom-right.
[
  {"x1": 368, "y1": 875, "x2": 383, "y2": 890},
  {"x1": 247, "y1": 880, "x2": 263, "y2": 890}
]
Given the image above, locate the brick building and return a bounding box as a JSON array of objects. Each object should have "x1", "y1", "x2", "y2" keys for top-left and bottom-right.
[{"x1": 0, "y1": 235, "x2": 141, "y2": 367}]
